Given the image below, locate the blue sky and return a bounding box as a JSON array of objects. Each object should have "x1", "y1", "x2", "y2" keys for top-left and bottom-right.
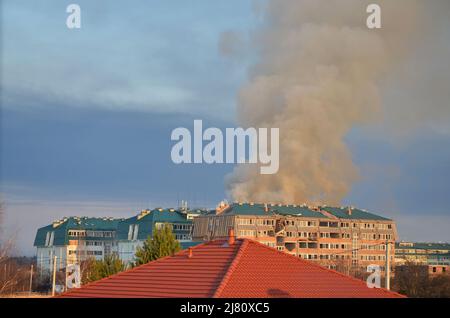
[{"x1": 1, "y1": 0, "x2": 450, "y2": 254}]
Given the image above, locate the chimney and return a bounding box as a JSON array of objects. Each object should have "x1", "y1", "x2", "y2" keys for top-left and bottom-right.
[
  {"x1": 264, "y1": 203, "x2": 269, "y2": 213},
  {"x1": 188, "y1": 247, "x2": 193, "y2": 258},
  {"x1": 228, "y1": 227, "x2": 235, "y2": 245},
  {"x1": 347, "y1": 207, "x2": 352, "y2": 216}
]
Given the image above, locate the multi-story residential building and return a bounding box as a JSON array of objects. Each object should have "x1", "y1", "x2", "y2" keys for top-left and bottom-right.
[
  {"x1": 34, "y1": 217, "x2": 122, "y2": 274},
  {"x1": 395, "y1": 242, "x2": 450, "y2": 275},
  {"x1": 116, "y1": 208, "x2": 202, "y2": 264},
  {"x1": 192, "y1": 202, "x2": 398, "y2": 273},
  {"x1": 34, "y1": 208, "x2": 205, "y2": 272}
]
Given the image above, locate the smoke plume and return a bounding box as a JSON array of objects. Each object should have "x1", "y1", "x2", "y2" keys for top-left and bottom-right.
[{"x1": 226, "y1": 0, "x2": 449, "y2": 205}]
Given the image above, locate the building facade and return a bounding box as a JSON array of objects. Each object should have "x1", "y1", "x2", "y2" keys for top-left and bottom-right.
[
  {"x1": 34, "y1": 208, "x2": 205, "y2": 272},
  {"x1": 34, "y1": 217, "x2": 122, "y2": 274},
  {"x1": 395, "y1": 242, "x2": 450, "y2": 275},
  {"x1": 192, "y1": 202, "x2": 398, "y2": 273},
  {"x1": 116, "y1": 208, "x2": 202, "y2": 264}
]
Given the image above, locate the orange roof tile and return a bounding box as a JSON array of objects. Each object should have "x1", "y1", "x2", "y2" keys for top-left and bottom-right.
[{"x1": 60, "y1": 239, "x2": 404, "y2": 298}]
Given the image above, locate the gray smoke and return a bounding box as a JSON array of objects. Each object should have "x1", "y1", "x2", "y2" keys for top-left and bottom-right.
[{"x1": 226, "y1": 0, "x2": 450, "y2": 205}]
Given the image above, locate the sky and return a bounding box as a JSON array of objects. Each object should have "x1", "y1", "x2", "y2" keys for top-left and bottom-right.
[{"x1": 1, "y1": 0, "x2": 450, "y2": 255}]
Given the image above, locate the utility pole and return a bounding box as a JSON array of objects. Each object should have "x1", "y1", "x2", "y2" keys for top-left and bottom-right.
[
  {"x1": 29, "y1": 264, "x2": 34, "y2": 295},
  {"x1": 385, "y1": 240, "x2": 390, "y2": 290},
  {"x1": 51, "y1": 255, "x2": 57, "y2": 296}
]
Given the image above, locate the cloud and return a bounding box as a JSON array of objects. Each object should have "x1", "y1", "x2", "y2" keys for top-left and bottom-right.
[
  {"x1": 226, "y1": 0, "x2": 450, "y2": 205},
  {"x1": 219, "y1": 30, "x2": 246, "y2": 58},
  {"x1": 2, "y1": 78, "x2": 195, "y2": 114},
  {"x1": 1, "y1": 0, "x2": 254, "y2": 120}
]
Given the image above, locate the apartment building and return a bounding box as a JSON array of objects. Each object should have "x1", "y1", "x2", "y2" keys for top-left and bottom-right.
[
  {"x1": 395, "y1": 242, "x2": 450, "y2": 275},
  {"x1": 116, "y1": 208, "x2": 202, "y2": 264},
  {"x1": 34, "y1": 217, "x2": 122, "y2": 274},
  {"x1": 34, "y1": 208, "x2": 205, "y2": 271},
  {"x1": 192, "y1": 202, "x2": 398, "y2": 272}
]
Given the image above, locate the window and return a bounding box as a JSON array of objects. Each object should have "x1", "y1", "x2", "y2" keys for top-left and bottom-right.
[
  {"x1": 238, "y1": 218, "x2": 253, "y2": 225},
  {"x1": 173, "y1": 224, "x2": 191, "y2": 231},
  {"x1": 175, "y1": 234, "x2": 190, "y2": 240},
  {"x1": 87, "y1": 251, "x2": 103, "y2": 256},
  {"x1": 45, "y1": 231, "x2": 55, "y2": 247},
  {"x1": 45, "y1": 232, "x2": 50, "y2": 246},
  {"x1": 238, "y1": 230, "x2": 256, "y2": 237},
  {"x1": 128, "y1": 224, "x2": 139, "y2": 241},
  {"x1": 133, "y1": 224, "x2": 139, "y2": 240},
  {"x1": 260, "y1": 219, "x2": 274, "y2": 226},
  {"x1": 433, "y1": 267, "x2": 437, "y2": 273},
  {"x1": 86, "y1": 241, "x2": 103, "y2": 246},
  {"x1": 68, "y1": 230, "x2": 86, "y2": 237}
]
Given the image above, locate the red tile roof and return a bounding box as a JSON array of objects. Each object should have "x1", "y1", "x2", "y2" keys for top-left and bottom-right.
[{"x1": 60, "y1": 239, "x2": 404, "y2": 298}]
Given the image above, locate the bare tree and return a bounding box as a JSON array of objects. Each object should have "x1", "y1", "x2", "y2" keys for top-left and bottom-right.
[
  {"x1": 0, "y1": 201, "x2": 22, "y2": 295},
  {"x1": 0, "y1": 201, "x2": 7, "y2": 264}
]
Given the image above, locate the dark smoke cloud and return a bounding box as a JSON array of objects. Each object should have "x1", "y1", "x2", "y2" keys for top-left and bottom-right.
[{"x1": 226, "y1": 0, "x2": 450, "y2": 205}]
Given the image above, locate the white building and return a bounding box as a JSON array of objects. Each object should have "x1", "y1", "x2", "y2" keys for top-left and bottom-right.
[{"x1": 34, "y1": 217, "x2": 121, "y2": 274}]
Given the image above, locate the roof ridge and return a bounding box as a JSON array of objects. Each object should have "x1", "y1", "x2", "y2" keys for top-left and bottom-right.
[
  {"x1": 241, "y1": 239, "x2": 404, "y2": 298},
  {"x1": 213, "y1": 239, "x2": 249, "y2": 298}
]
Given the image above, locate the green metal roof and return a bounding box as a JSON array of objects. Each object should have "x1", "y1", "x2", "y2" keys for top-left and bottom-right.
[
  {"x1": 320, "y1": 206, "x2": 392, "y2": 221},
  {"x1": 225, "y1": 203, "x2": 327, "y2": 218},
  {"x1": 224, "y1": 203, "x2": 391, "y2": 221},
  {"x1": 34, "y1": 217, "x2": 122, "y2": 247},
  {"x1": 116, "y1": 209, "x2": 193, "y2": 241},
  {"x1": 396, "y1": 242, "x2": 450, "y2": 251}
]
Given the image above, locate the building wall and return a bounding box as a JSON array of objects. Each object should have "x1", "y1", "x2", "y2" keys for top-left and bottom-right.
[
  {"x1": 37, "y1": 246, "x2": 67, "y2": 273},
  {"x1": 118, "y1": 222, "x2": 194, "y2": 265},
  {"x1": 117, "y1": 241, "x2": 143, "y2": 264},
  {"x1": 193, "y1": 213, "x2": 397, "y2": 272},
  {"x1": 36, "y1": 228, "x2": 118, "y2": 272},
  {"x1": 36, "y1": 214, "x2": 198, "y2": 271},
  {"x1": 395, "y1": 242, "x2": 450, "y2": 276},
  {"x1": 429, "y1": 265, "x2": 448, "y2": 275}
]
